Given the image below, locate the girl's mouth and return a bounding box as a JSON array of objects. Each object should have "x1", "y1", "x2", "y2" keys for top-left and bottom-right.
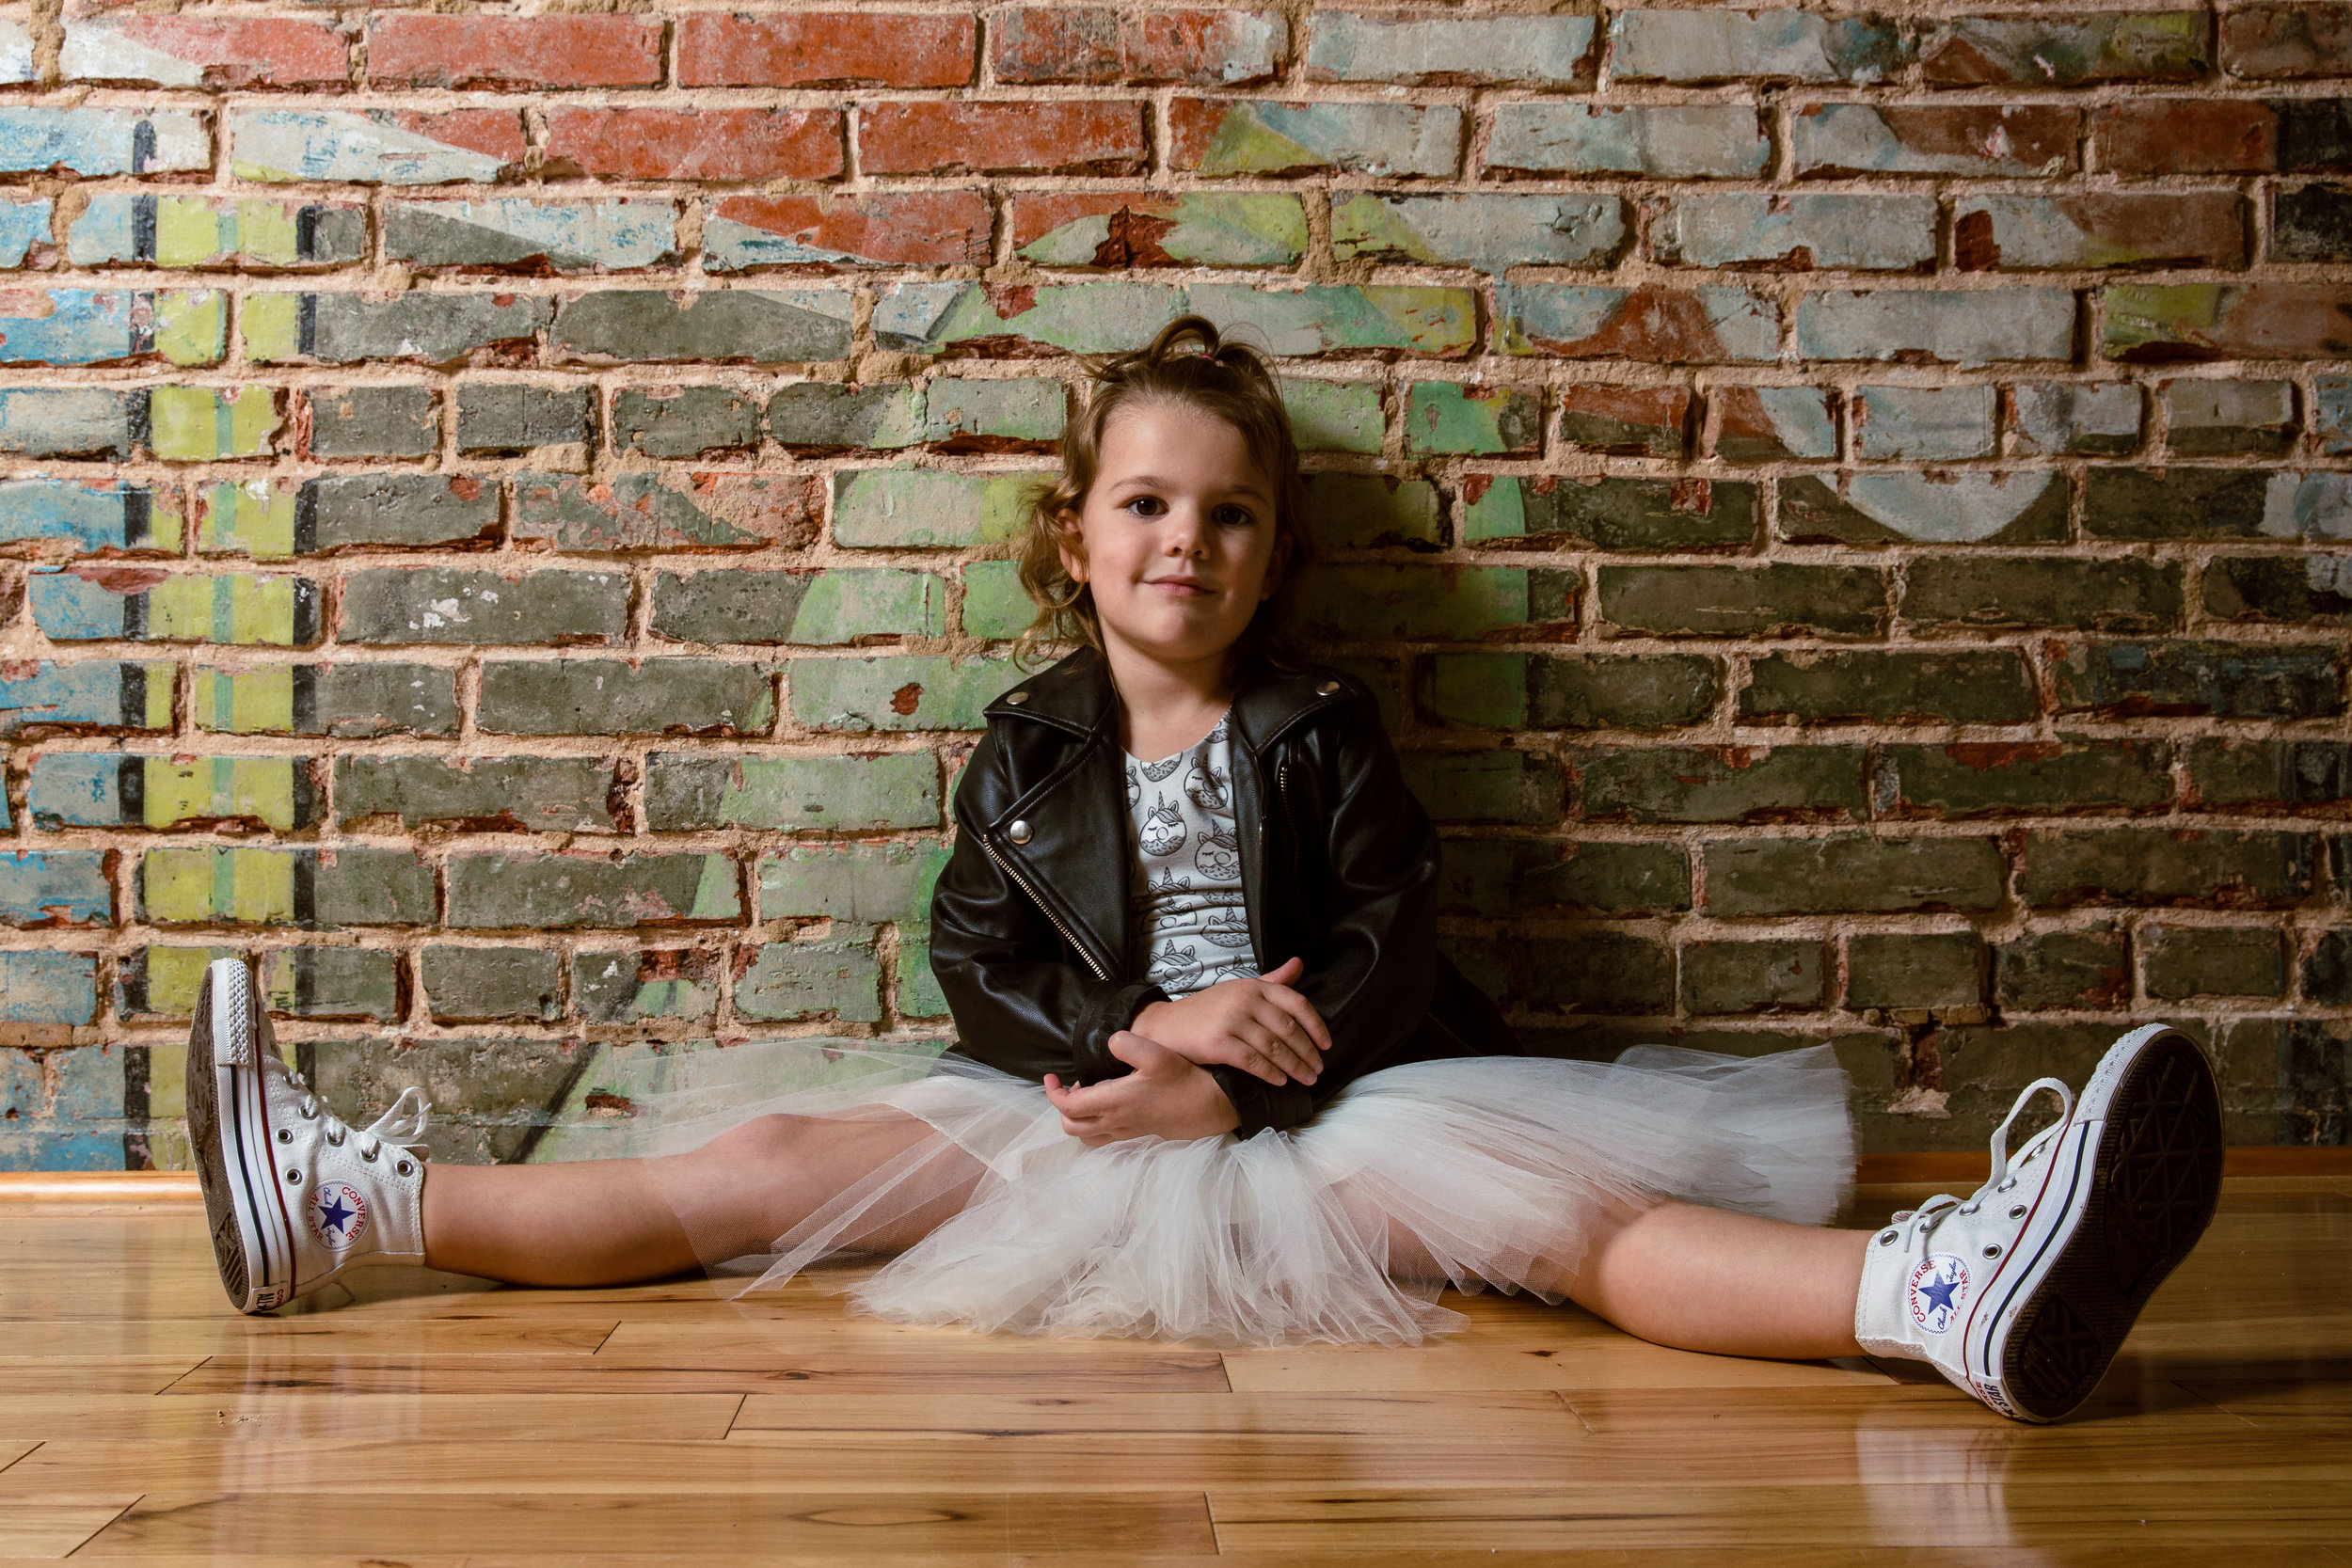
[{"x1": 1145, "y1": 578, "x2": 1213, "y2": 596}]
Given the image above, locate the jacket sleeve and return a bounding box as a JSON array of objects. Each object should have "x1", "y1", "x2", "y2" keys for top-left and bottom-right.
[
  {"x1": 927, "y1": 731, "x2": 1170, "y2": 1086},
  {"x1": 1221, "y1": 693, "x2": 1441, "y2": 1136}
]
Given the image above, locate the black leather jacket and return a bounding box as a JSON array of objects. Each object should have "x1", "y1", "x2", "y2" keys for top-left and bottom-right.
[{"x1": 929, "y1": 647, "x2": 1517, "y2": 1137}]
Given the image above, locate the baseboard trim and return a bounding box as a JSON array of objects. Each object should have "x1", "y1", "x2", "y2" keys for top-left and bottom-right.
[
  {"x1": 4, "y1": 1148, "x2": 2348, "y2": 1203},
  {"x1": 1856, "y1": 1147, "x2": 2352, "y2": 1183}
]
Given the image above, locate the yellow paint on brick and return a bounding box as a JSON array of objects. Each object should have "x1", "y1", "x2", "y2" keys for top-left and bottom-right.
[
  {"x1": 154, "y1": 198, "x2": 232, "y2": 269},
  {"x1": 242, "y1": 293, "x2": 302, "y2": 363},
  {"x1": 978, "y1": 475, "x2": 1037, "y2": 545},
  {"x1": 134, "y1": 945, "x2": 238, "y2": 1022},
  {"x1": 151, "y1": 386, "x2": 278, "y2": 462},
  {"x1": 236, "y1": 200, "x2": 306, "y2": 267},
  {"x1": 195, "y1": 665, "x2": 294, "y2": 733},
  {"x1": 156, "y1": 292, "x2": 227, "y2": 367},
  {"x1": 199, "y1": 479, "x2": 299, "y2": 557},
  {"x1": 140, "y1": 756, "x2": 299, "y2": 831},
  {"x1": 142, "y1": 847, "x2": 295, "y2": 925},
  {"x1": 146, "y1": 575, "x2": 299, "y2": 645},
  {"x1": 140, "y1": 662, "x2": 176, "y2": 729},
  {"x1": 143, "y1": 492, "x2": 186, "y2": 555}
]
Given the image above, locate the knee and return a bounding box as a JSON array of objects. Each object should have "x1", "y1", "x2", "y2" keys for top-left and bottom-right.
[{"x1": 708, "y1": 1112, "x2": 823, "y2": 1171}]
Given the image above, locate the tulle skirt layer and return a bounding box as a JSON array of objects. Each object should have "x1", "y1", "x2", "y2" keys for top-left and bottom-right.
[{"x1": 628, "y1": 1040, "x2": 1856, "y2": 1348}]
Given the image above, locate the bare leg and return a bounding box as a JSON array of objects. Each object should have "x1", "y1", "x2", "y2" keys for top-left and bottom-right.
[
  {"x1": 1562, "y1": 1199, "x2": 1870, "y2": 1361},
  {"x1": 420, "y1": 1112, "x2": 977, "y2": 1288}
]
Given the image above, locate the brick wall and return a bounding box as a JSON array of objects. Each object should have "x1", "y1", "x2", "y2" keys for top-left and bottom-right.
[{"x1": 1, "y1": 1, "x2": 2346, "y2": 1168}]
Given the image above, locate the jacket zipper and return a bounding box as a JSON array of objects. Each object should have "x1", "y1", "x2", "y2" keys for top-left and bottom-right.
[
  {"x1": 1277, "y1": 761, "x2": 1300, "y2": 893},
  {"x1": 980, "y1": 833, "x2": 1113, "y2": 982}
]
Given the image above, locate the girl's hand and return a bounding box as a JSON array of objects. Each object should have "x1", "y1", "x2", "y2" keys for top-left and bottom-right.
[
  {"x1": 1130, "y1": 956, "x2": 1329, "y2": 1086},
  {"x1": 1044, "y1": 1032, "x2": 1243, "y2": 1147}
]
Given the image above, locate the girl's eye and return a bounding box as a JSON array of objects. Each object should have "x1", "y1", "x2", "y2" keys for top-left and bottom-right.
[
  {"x1": 1124, "y1": 496, "x2": 1166, "y2": 517},
  {"x1": 1215, "y1": 505, "x2": 1257, "y2": 529}
]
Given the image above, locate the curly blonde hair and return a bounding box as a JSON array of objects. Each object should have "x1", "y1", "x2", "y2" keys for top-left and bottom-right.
[{"x1": 1012, "y1": 315, "x2": 1313, "y2": 673}]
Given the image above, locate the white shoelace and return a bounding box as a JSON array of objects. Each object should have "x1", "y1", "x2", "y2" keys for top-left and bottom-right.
[
  {"x1": 1891, "y1": 1076, "x2": 2076, "y2": 1246},
  {"x1": 266, "y1": 1054, "x2": 433, "y2": 1166}
]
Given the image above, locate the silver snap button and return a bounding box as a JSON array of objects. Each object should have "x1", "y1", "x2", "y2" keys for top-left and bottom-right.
[
  {"x1": 1316, "y1": 680, "x2": 1341, "y2": 695},
  {"x1": 1008, "y1": 819, "x2": 1033, "y2": 845},
  {"x1": 1006, "y1": 690, "x2": 1029, "y2": 705}
]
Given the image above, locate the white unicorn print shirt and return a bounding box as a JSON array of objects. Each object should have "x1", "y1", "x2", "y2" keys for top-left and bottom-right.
[{"x1": 1123, "y1": 714, "x2": 1258, "y2": 998}]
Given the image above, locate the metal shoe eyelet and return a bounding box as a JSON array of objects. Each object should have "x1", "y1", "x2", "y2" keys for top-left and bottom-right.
[
  {"x1": 1959, "y1": 1203, "x2": 1978, "y2": 1215},
  {"x1": 1878, "y1": 1230, "x2": 1898, "y2": 1245},
  {"x1": 276, "y1": 1128, "x2": 293, "y2": 1144},
  {"x1": 2009, "y1": 1204, "x2": 2027, "y2": 1219},
  {"x1": 284, "y1": 1169, "x2": 302, "y2": 1185},
  {"x1": 396, "y1": 1159, "x2": 415, "y2": 1177},
  {"x1": 360, "y1": 1145, "x2": 378, "y2": 1163},
  {"x1": 326, "y1": 1127, "x2": 344, "y2": 1148},
  {"x1": 1982, "y1": 1243, "x2": 2002, "y2": 1259}
]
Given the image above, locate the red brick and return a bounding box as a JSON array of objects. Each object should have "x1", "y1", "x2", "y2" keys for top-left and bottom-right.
[
  {"x1": 545, "y1": 110, "x2": 843, "y2": 182},
  {"x1": 2223, "y1": 3, "x2": 2352, "y2": 78},
  {"x1": 993, "y1": 8, "x2": 1281, "y2": 86},
  {"x1": 677, "y1": 12, "x2": 975, "y2": 88},
  {"x1": 366, "y1": 15, "x2": 663, "y2": 90},
  {"x1": 710, "y1": 193, "x2": 993, "y2": 268},
  {"x1": 859, "y1": 102, "x2": 1146, "y2": 176},
  {"x1": 66, "y1": 17, "x2": 350, "y2": 89},
  {"x1": 385, "y1": 109, "x2": 529, "y2": 170},
  {"x1": 2094, "y1": 100, "x2": 2280, "y2": 174}
]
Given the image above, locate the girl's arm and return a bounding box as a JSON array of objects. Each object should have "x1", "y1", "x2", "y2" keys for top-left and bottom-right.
[
  {"x1": 1219, "y1": 689, "x2": 1443, "y2": 1135},
  {"x1": 928, "y1": 822, "x2": 1176, "y2": 1086}
]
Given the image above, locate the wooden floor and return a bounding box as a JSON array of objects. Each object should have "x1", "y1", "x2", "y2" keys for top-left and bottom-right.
[{"x1": 1, "y1": 1180, "x2": 2346, "y2": 1564}]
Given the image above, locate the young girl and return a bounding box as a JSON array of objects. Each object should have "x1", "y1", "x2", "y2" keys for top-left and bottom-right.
[{"x1": 184, "y1": 317, "x2": 2223, "y2": 1424}]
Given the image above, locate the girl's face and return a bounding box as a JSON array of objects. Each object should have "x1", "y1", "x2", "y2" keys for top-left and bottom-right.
[{"x1": 1059, "y1": 401, "x2": 1288, "y2": 675}]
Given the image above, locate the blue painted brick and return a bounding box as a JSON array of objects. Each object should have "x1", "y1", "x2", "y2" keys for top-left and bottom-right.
[
  {"x1": 0, "y1": 661, "x2": 171, "y2": 736},
  {"x1": 0, "y1": 108, "x2": 210, "y2": 176},
  {"x1": 0, "y1": 851, "x2": 113, "y2": 927},
  {"x1": 0, "y1": 198, "x2": 51, "y2": 266},
  {"x1": 0, "y1": 950, "x2": 99, "y2": 1022},
  {"x1": 0, "y1": 478, "x2": 178, "y2": 549}
]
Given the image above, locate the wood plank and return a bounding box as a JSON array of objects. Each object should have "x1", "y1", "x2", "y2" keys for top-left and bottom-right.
[
  {"x1": 0, "y1": 1318, "x2": 617, "y2": 1359},
  {"x1": 731, "y1": 1389, "x2": 1563, "y2": 1435},
  {"x1": 2175, "y1": 1379, "x2": 2352, "y2": 1427},
  {"x1": 70, "y1": 1491, "x2": 1216, "y2": 1559},
  {"x1": 1207, "y1": 1479, "x2": 2352, "y2": 1550},
  {"x1": 159, "y1": 1348, "x2": 1232, "y2": 1397},
  {"x1": 4, "y1": 1554, "x2": 2342, "y2": 1568},
  {"x1": 0, "y1": 1499, "x2": 138, "y2": 1559},
  {"x1": 1223, "y1": 1337, "x2": 1896, "y2": 1394},
  {"x1": 0, "y1": 1361, "x2": 205, "y2": 1396},
  {"x1": 0, "y1": 1442, "x2": 36, "y2": 1473},
  {"x1": 0, "y1": 1394, "x2": 744, "y2": 1445}
]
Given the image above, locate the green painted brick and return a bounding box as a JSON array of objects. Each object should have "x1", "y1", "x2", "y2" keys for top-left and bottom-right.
[
  {"x1": 757, "y1": 843, "x2": 951, "y2": 927},
  {"x1": 652, "y1": 568, "x2": 945, "y2": 646},
  {"x1": 789, "y1": 656, "x2": 1023, "y2": 732},
  {"x1": 833, "y1": 468, "x2": 1047, "y2": 549},
  {"x1": 922, "y1": 378, "x2": 1065, "y2": 448},
  {"x1": 961, "y1": 561, "x2": 1037, "y2": 640},
  {"x1": 1433, "y1": 838, "x2": 1692, "y2": 918},
  {"x1": 1401, "y1": 751, "x2": 1562, "y2": 824},
  {"x1": 897, "y1": 931, "x2": 952, "y2": 1019},
  {"x1": 1404, "y1": 382, "x2": 1542, "y2": 455},
  {"x1": 156, "y1": 292, "x2": 228, "y2": 367},
  {"x1": 1465, "y1": 476, "x2": 1756, "y2": 551},
  {"x1": 445, "y1": 852, "x2": 742, "y2": 929},
  {"x1": 644, "y1": 752, "x2": 940, "y2": 832},
  {"x1": 1304, "y1": 564, "x2": 1573, "y2": 642},
  {"x1": 151, "y1": 385, "x2": 278, "y2": 461},
  {"x1": 735, "y1": 938, "x2": 882, "y2": 1023},
  {"x1": 1302, "y1": 471, "x2": 1441, "y2": 550},
  {"x1": 1281, "y1": 378, "x2": 1383, "y2": 453},
  {"x1": 1422, "y1": 652, "x2": 1722, "y2": 731},
  {"x1": 572, "y1": 947, "x2": 722, "y2": 1024}
]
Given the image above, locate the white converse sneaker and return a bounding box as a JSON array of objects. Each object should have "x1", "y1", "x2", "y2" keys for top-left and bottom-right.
[
  {"x1": 185, "y1": 958, "x2": 432, "y2": 1313},
  {"x1": 1855, "y1": 1023, "x2": 2222, "y2": 1422}
]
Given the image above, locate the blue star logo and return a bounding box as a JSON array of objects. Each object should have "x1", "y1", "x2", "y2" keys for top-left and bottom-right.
[
  {"x1": 1917, "y1": 1273, "x2": 1963, "y2": 1318},
  {"x1": 315, "y1": 1191, "x2": 358, "y2": 1243}
]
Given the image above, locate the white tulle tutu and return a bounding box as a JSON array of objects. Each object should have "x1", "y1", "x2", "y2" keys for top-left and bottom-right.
[{"x1": 627, "y1": 1040, "x2": 1856, "y2": 1348}]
